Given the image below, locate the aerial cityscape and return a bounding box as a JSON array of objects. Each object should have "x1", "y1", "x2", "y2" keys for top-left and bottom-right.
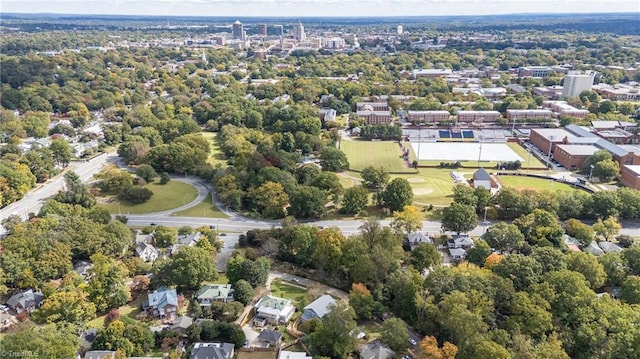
[{"x1": 1, "y1": 4, "x2": 640, "y2": 359}]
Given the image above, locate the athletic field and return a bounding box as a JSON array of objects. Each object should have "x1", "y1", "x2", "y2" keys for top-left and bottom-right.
[{"x1": 410, "y1": 142, "x2": 523, "y2": 162}]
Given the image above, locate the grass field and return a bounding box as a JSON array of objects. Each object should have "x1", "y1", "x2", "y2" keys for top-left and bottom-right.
[
  {"x1": 507, "y1": 143, "x2": 547, "y2": 169},
  {"x1": 86, "y1": 298, "x2": 142, "y2": 329},
  {"x1": 99, "y1": 181, "x2": 198, "y2": 214},
  {"x1": 393, "y1": 168, "x2": 471, "y2": 206},
  {"x1": 201, "y1": 131, "x2": 227, "y2": 167},
  {"x1": 340, "y1": 139, "x2": 415, "y2": 173},
  {"x1": 171, "y1": 192, "x2": 228, "y2": 218},
  {"x1": 269, "y1": 279, "x2": 307, "y2": 305},
  {"x1": 498, "y1": 175, "x2": 580, "y2": 192}
]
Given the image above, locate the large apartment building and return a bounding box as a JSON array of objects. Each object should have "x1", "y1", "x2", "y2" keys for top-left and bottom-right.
[{"x1": 456, "y1": 110, "x2": 502, "y2": 123}]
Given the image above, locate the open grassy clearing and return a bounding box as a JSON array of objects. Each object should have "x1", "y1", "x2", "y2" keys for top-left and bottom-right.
[
  {"x1": 99, "y1": 181, "x2": 199, "y2": 214},
  {"x1": 341, "y1": 139, "x2": 415, "y2": 173},
  {"x1": 498, "y1": 175, "x2": 581, "y2": 192},
  {"x1": 201, "y1": 131, "x2": 227, "y2": 167},
  {"x1": 269, "y1": 279, "x2": 307, "y2": 305},
  {"x1": 507, "y1": 143, "x2": 547, "y2": 169},
  {"x1": 171, "y1": 192, "x2": 228, "y2": 218},
  {"x1": 236, "y1": 350, "x2": 277, "y2": 359},
  {"x1": 86, "y1": 298, "x2": 142, "y2": 329}
]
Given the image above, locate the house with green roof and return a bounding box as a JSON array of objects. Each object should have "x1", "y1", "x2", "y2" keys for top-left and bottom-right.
[
  {"x1": 253, "y1": 295, "x2": 295, "y2": 327},
  {"x1": 195, "y1": 284, "x2": 234, "y2": 307}
]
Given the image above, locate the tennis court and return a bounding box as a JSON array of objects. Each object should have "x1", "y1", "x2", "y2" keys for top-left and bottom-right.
[{"x1": 411, "y1": 142, "x2": 524, "y2": 162}]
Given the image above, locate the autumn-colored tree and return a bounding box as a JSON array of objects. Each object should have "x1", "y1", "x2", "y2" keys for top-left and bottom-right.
[
  {"x1": 391, "y1": 204, "x2": 424, "y2": 235},
  {"x1": 419, "y1": 335, "x2": 458, "y2": 359},
  {"x1": 349, "y1": 283, "x2": 381, "y2": 320},
  {"x1": 484, "y1": 253, "x2": 503, "y2": 269}
]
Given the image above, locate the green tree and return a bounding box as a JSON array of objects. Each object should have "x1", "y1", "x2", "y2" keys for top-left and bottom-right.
[
  {"x1": 565, "y1": 219, "x2": 595, "y2": 246},
  {"x1": 87, "y1": 253, "x2": 130, "y2": 313},
  {"x1": 590, "y1": 191, "x2": 622, "y2": 219},
  {"x1": 310, "y1": 171, "x2": 343, "y2": 201},
  {"x1": 565, "y1": 252, "x2": 607, "y2": 289},
  {"x1": 494, "y1": 254, "x2": 543, "y2": 291},
  {"x1": 592, "y1": 216, "x2": 621, "y2": 240},
  {"x1": 382, "y1": 178, "x2": 413, "y2": 212},
  {"x1": 442, "y1": 203, "x2": 478, "y2": 234},
  {"x1": 380, "y1": 317, "x2": 410, "y2": 352},
  {"x1": 153, "y1": 226, "x2": 178, "y2": 248},
  {"x1": 33, "y1": 285, "x2": 96, "y2": 325},
  {"x1": 170, "y1": 246, "x2": 217, "y2": 290},
  {"x1": 513, "y1": 209, "x2": 564, "y2": 246},
  {"x1": 465, "y1": 239, "x2": 492, "y2": 266},
  {"x1": 411, "y1": 243, "x2": 441, "y2": 272},
  {"x1": 319, "y1": 146, "x2": 349, "y2": 172},
  {"x1": 288, "y1": 185, "x2": 327, "y2": 219},
  {"x1": 348, "y1": 283, "x2": 381, "y2": 320},
  {"x1": 341, "y1": 186, "x2": 369, "y2": 214},
  {"x1": 391, "y1": 204, "x2": 424, "y2": 235},
  {"x1": 482, "y1": 222, "x2": 525, "y2": 252},
  {"x1": 50, "y1": 138, "x2": 72, "y2": 167},
  {"x1": 309, "y1": 302, "x2": 358, "y2": 359},
  {"x1": 252, "y1": 181, "x2": 289, "y2": 219},
  {"x1": 314, "y1": 227, "x2": 346, "y2": 275},
  {"x1": 55, "y1": 171, "x2": 96, "y2": 208},
  {"x1": 232, "y1": 279, "x2": 253, "y2": 305},
  {"x1": 1, "y1": 323, "x2": 80, "y2": 359},
  {"x1": 593, "y1": 159, "x2": 619, "y2": 181},
  {"x1": 135, "y1": 164, "x2": 157, "y2": 183},
  {"x1": 620, "y1": 276, "x2": 640, "y2": 304},
  {"x1": 361, "y1": 166, "x2": 390, "y2": 190},
  {"x1": 598, "y1": 252, "x2": 628, "y2": 287}
]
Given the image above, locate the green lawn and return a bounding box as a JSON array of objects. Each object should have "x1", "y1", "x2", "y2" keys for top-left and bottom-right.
[
  {"x1": 393, "y1": 168, "x2": 470, "y2": 206},
  {"x1": 201, "y1": 131, "x2": 227, "y2": 167},
  {"x1": 269, "y1": 279, "x2": 307, "y2": 305},
  {"x1": 507, "y1": 143, "x2": 547, "y2": 169},
  {"x1": 498, "y1": 175, "x2": 581, "y2": 192},
  {"x1": 171, "y1": 192, "x2": 228, "y2": 218},
  {"x1": 86, "y1": 299, "x2": 142, "y2": 329},
  {"x1": 340, "y1": 139, "x2": 415, "y2": 173},
  {"x1": 99, "y1": 181, "x2": 199, "y2": 214}
]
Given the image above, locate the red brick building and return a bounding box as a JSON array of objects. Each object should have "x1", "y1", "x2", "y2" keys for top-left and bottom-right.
[
  {"x1": 621, "y1": 165, "x2": 640, "y2": 190},
  {"x1": 456, "y1": 111, "x2": 501, "y2": 123},
  {"x1": 553, "y1": 144, "x2": 599, "y2": 170}
]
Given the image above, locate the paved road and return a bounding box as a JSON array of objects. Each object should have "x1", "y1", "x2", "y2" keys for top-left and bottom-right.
[{"x1": 0, "y1": 151, "x2": 119, "y2": 222}]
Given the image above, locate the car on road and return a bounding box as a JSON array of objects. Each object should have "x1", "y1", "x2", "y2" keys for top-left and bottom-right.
[
  {"x1": 408, "y1": 338, "x2": 417, "y2": 346},
  {"x1": 0, "y1": 305, "x2": 9, "y2": 313},
  {"x1": 220, "y1": 233, "x2": 227, "y2": 236}
]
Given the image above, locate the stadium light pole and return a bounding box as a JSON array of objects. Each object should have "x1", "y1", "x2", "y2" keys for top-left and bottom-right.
[
  {"x1": 477, "y1": 135, "x2": 483, "y2": 167},
  {"x1": 588, "y1": 164, "x2": 595, "y2": 183}
]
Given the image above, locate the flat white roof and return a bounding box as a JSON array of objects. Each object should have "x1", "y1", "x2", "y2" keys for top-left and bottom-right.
[
  {"x1": 623, "y1": 165, "x2": 640, "y2": 176},
  {"x1": 531, "y1": 128, "x2": 573, "y2": 141},
  {"x1": 556, "y1": 144, "x2": 600, "y2": 156}
]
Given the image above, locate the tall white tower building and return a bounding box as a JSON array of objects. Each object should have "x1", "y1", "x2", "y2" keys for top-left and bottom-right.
[
  {"x1": 232, "y1": 20, "x2": 245, "y2": 40},
  {"x1": 293, "y1": 19, "x2": 305, "y2": 42},
  {"x1": 397, "y1": 25, "x2": 403, "y2": 35},
  {"x1": 563, "y1": 71, "x2": 596, "y2": 98}
]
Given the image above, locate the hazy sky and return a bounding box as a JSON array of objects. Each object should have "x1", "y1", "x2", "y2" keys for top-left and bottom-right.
[{"x1": 2, "y1": 0, "x2": 639, "y2": 17}]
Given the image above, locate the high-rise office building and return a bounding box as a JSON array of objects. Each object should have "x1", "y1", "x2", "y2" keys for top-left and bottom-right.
[
  {"x1": 274, "y1": 24, "x2": 284, "y2": 36},
  {"x1": 258, "y1": 24, "x2": 268, "y2": 36},
  {"x1": 397, "y1": 25, "x2": 403, "y2": 35},
  {"x1": 292, "y1": 19, "x2": 305, "y2": 41},
  {"x1": 562, "y1": 71, "x2": 596, "y2": 98},
  {"x1": 232, "y1": 20, "x2": 244, "y2": 40}
]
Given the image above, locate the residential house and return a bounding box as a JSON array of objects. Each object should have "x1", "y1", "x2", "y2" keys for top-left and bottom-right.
[
  {"x1": 171, "y1": 315, "x2": 193, "y2": 335},
  {"x1": 447, "y1": 234, "x2": 474, "y2": 249},
  {"x1": 6, "y1": 289, "x2": 44, "y2": 314},
  {"x1": 359, "y1": 340, "x2": 395, "y2": 359},
  {"x1": 143, "y1": 287, "x2": 178, "y2": 320},
  {"x1": 598, "y1": 241, "x2": 623, "y2": 254},
  {"x1": 404, "y1": 232, "x2": 434, "y2": 250},
  {"x1": 171, "y1": 232, "x2": 202, "y2": 255},
  {"x1": 84, "y1": 351, "x2": 116, "y2": 359},
  {"x1": 196, "y1": 284, "x2": 234, "y2": 307},
  {"x1": 584, "y1": 242, "x2": 605, "y2": 256},
  {"x1": 256, "y1": 329, "x2": 283, "y2": 347},
  {"x1": 190, "y1": 342, "x2": 235, "y2": 359},
  {"x1": 135, "y1": 241, "x2": 159, "y2": 263},
  {"x1": 73, "y1": 260, "x2": 93, "y2": 278},
  {"x1": 253, "y1": 295, "x2": 295, "y2": 326},
  {"x1": 300, "y1": 295, "x2": 336, "y2": 323},
  {"x1": 279, "y1": 351, "x2": 312, "y2": 359},
  {"x1": 449, "y1": 248, "x2": 467, "y2": 261}
]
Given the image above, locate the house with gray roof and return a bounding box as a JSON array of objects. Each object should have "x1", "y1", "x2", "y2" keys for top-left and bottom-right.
[
  {"x1": 171, "y1": 232, "x2": 202, "y2": 255},
  {"x1": 135, "y1": 241, "x2": 159, "y2": 262},
  {"x1": 256, "y1": 329, "x2": 283, "y2": 347},
  {"x1": 6, "y1": 289, "x2": 44, "y2": 314},
  {"x1": 190, "y1": 342, "x2": 235, "y2": 359},
  {"x1": 447, "y1": 234, "x2": 474, "y2": 249},
  {"x1": 300, "y1": 295, "x2": 336, "y2": 323},
  {"x1": 196, "y1": 284, "x2": 234, "y2": 307},
  {"x1": 405, "y1": 232, "x2": 434, "y2": 250},
  {"x1": 597, "y1": 241, "x2": 623, "y2": 254},
  {"x1": 359, "y1": 340, "x2": 395, "y2": 359},
  {"x1": 143, "y1": 287, "x2": 178, "y2": 320},
  {"x1": 83, "y1": 351, "x2": 116, "y2": 359}
]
